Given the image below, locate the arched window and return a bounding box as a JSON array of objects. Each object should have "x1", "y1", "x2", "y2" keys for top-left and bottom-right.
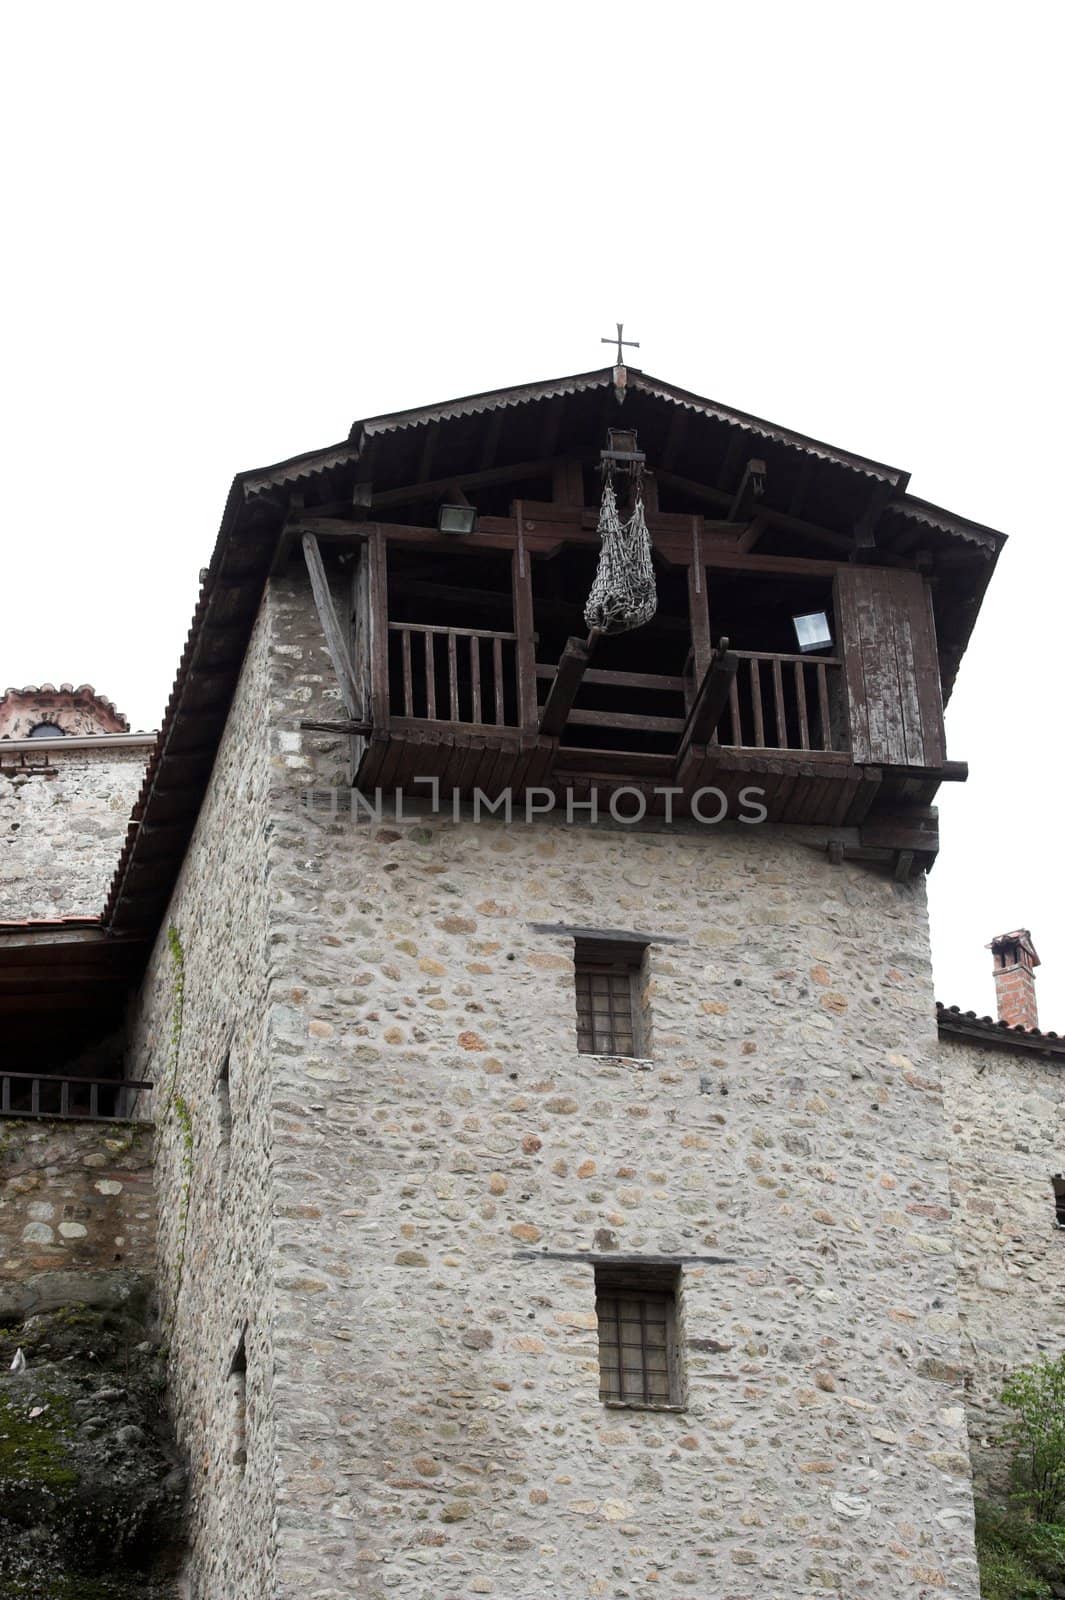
[{"x1": 28, "y1": 723, "x2": 66, "y2": 738}]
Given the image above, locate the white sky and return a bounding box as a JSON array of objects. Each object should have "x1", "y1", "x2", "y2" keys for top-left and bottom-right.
[{"x1": 2, "y1": 3, "x2": 1061, "y2": 1021}]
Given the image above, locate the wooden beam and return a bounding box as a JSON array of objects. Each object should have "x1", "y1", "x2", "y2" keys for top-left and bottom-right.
[
  {"x1": 728, "y1": 459, "x2": 767, "y2": 522},
  {"x1": 372, "y1": 456, "x2": 562, "y2": 509},
  {"x1": 656, "y1": 470, "x2": 853, "y2": 552},
  {"x1": 302, "y1": 533, "x2": 363, "y2": 720},
  {"x1": 478, "y1": 410, "x2": 504, "y2": 470},
  {"x1": 539, "y1": 634, "x2": 596, "y2": 737},
  {"x1": 673, "y1": 640, "x2": 739, "y2": 775},
  {"x1": 417, "y1": 424, "x2": 439, "y2": 483},
  {"x1": 551, "y1": 459, "x2": 586, "y2": 506}
]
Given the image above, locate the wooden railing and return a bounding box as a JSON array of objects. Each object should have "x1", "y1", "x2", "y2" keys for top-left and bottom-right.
[
  {"x1": 717, "y1": 651, "x2": 845, "y2": 752},
  {"x1": 388, "y1": 623, "x2": 519, "y2": 727},
  {"x1": 0, "y1": 1073, "x2": 153, "y2": 1123}
]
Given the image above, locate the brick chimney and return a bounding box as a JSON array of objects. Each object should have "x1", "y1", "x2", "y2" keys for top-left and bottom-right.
[{"x1": 989, "y1": 930, "x2": 1040, "y2": 1031}]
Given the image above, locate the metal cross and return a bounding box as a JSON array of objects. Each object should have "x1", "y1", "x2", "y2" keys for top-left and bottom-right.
[{"x1": 601, "y1": 322, "x2": 639, "y2": 365}]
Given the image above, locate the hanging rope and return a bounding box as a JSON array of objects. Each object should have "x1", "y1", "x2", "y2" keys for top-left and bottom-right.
[{"x1": 584, "y1": 470, "x2": 658, "y2": 635}]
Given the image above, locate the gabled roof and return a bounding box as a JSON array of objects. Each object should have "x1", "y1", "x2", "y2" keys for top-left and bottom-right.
[
  {"x1": 352, "y1": 367, "x2": 909, "y2": 484},
  {"x1": 243, "y1": 366, "x2": 912, "y2": 496},
  {"x1": 22, "y1": 364, "x2": 980, "y2": 952}
]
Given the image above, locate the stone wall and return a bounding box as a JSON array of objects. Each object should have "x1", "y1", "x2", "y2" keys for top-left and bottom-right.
[
  {"x1": 124, "y1": 602, "x2": 279, "y2": 1600},
  {"x1": 0, "y1": 1118, "x2": 155, "y2": 1306},
  {"x1": 121, "y1": 563, "x2": 987, "y2": 1600},
  {"x1": 0, "y1": 743, "x2": 149, "y2": 919},
  {"x1": 940, "y1": 1036, "x2": 1065, "y2": 1496},
  {"x1": 253, "y1": 566, "x2": 981, "y2": 1600}
]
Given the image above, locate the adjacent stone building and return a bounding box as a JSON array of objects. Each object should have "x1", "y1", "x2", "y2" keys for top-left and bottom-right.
[
  {"x1": 1, "y1": 363, "x2": 1059, "y2": 1599},
  {"x1": 0, "y1": 683, "x2": 153, "y2": 921}
]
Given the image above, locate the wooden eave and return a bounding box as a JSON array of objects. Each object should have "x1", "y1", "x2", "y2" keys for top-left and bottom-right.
[
  {"x1": 0, "y1": 922, "x2": 146, "y2": 1025},
  {"x1": 99, "y1": 366, "x2": 1005, "y2": 944}
]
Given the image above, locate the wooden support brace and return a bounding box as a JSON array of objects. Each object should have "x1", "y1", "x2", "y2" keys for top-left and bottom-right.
[
  {"x1": 302, "y1": 532, "x2": 364, "y2": 721},
  {"x1": 728, "y1": 460, "x2": 767, "y2": 522},
  {"x1": 539, "y1": 633, "x2": 597, "y2": 737},
  {"x1": 673, "y1": 639, "x2": 739, "y2": 775}
]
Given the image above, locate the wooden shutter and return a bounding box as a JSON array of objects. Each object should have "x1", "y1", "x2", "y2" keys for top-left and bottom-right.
[{"x1": 835, "y1": 567, "x2": 945, "y2": 768}]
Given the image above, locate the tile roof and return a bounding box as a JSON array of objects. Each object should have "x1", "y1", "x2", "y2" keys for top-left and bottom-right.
[{"x1": 936, "y1": 1002, "x2": 1065, "y2": 1058}]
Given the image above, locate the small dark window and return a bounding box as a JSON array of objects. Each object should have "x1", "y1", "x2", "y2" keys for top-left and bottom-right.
[
  {"x1": 216, "y1": 1052, "x2": 233, "y2": 1191},
  {"x1": 28, "y1": 722, "x2": 65, "y2": 738},
  {"x1": 1052, "y1": 1175, "x2": 1065, "y2": 1228},
  {"x1": 229, "y1": 1328, "x2": 248, "y2": 1469},
  {"x1": 595, "y1": 1263, "x2": 682, "y2": 1408},
  {"x1": 574, "y1": 939, "x2": 649, "y2": 1058}
]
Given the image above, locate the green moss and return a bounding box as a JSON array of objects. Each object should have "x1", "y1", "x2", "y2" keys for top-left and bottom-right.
[{"x1": 0, "y1": 1390, "x2": 76, "y2": 1490}]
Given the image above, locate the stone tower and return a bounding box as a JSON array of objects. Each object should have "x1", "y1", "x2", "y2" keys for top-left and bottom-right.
[{"x1": 4, "y1": 367, "x2": 1009, "y2": 1598}]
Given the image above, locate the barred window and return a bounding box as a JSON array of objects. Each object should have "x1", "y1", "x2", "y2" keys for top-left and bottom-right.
[
  {"x1": 574, "y1": 939, "x2": 648, "y2": 1058},
  {"x1": 595, "y1": 1264, "x2": 682, "y2": 1407},
  {"x1": 1053, "y1": 1174, "x2": 1065, "y2": 1228}
]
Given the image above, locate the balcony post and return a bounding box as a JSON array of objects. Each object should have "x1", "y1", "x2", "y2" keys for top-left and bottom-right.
[{"x1": 512, "y1": 502, "x2": 538, "y2": 735}]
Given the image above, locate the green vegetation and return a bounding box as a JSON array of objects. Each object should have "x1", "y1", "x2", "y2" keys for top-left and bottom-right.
[
  {"x1": 978, "y1": 1353, "x2": 1065, "y2": 1598},
  {"x1": 0, "y1": 1301, "x2": 184, "y2": 1596},
  {"x1": 0, "y1": 1389, "x2": 75, "y2": 1491}
]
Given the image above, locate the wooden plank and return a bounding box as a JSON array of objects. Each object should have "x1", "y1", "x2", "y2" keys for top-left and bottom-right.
[
  {"x1": 750, "y1": 659, "x2": 765, "y2": 747},
  {"x1": 772, "y1": 657, "x2": 786, "y2": 748},
  {"x1": 540, "y1": 635, "x2": 595, "y2": 737},
  {"x1": 728, "y1": 676, "x2": 742, "y2": 746},
  {"x1": 400, "y1": 629, "x2": 414, "y2": 716},
  {"x1": 794, "y1": 662, "x2": 810, "y2": 750},
  {"x1": 919, "y1": 576, "x2": 947, "y2": 766},
  {"x1": 836, "y1": 566, "x2": 945, "y2": 768},
  {"x1": 816, "y1": 662, "x2": 831, "y2": 751},
  {"x1": 424, "y1": 631, "x2": 437, "y2": 720},
  {"x1": 470, "y1": 636, "x2": 482, "y2": 723},
  {"x1": 368, "y1": 525, "x2": 389, "y2": 730},
  {"x1": 493, "y1": 637, "x2": 505, "y2": 725},
  {"x1": 301, "y1": 534, "x2": 362, "y2": 719},
  {"x1": 534, "y1": 665, "x2": 687, "y2": 693},
  {"x1": 568, "y1": 708, "x2": 686, "y2": 734},
  {"x1": 447, "y1": 631, "x2": 460, "y2": 721}
]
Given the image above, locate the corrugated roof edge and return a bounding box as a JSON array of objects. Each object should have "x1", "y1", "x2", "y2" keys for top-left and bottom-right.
[
  {"x1": 887, "y1": 495, "x2": 1006, "y2": 554},
  {"x1": 350, "y1": 366, "x2": 912, "y2": 486},
  {"x1": 936, "y1": 1001, "x2": 1065, "y2": 1058}
]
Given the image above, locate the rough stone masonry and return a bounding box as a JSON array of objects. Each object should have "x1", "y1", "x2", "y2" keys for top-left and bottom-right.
[{"x1": 127, "y1": 570, "x2": 984, "y2": 1600}]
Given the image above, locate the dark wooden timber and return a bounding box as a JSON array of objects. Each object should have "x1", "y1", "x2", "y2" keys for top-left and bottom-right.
[
  {"x1": 674, "y1": 640, "x2": 739, "y2": 773},
  {"x1": 539, "y1": 634, "x2": 597, "y2": 737},
  {"x1": 302, "y1": 533, "x2": 363, "y2": 720}
]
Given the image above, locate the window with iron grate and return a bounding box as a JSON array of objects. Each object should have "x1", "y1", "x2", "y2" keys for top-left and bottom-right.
[
  {"x1": 595, "y1": 1263, "x2": 683, "y2": 1408},
  {"x1": 573, "y1": 939, "x2": 649, "y2": 1058}
]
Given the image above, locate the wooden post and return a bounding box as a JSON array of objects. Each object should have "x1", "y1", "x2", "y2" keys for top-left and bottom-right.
[
  {"x1": 512, "y1": 502, "x2": 538, "y2": 734},
  {"x1": 687, "y1": 518, "x2": 711, "y2": 685},
  {"x1": 368, "y1": 523, "x2": 390, "y2": 731}
]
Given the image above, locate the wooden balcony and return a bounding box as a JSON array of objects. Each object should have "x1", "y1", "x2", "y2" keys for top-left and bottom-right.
[{"x1": 296, "y1": 515, "x2": 961, "y2": 875}]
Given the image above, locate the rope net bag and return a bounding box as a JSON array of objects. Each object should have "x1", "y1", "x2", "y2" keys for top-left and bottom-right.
[{"x1": 583, "y1": 470, "x2": 658, "y2": 635}]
